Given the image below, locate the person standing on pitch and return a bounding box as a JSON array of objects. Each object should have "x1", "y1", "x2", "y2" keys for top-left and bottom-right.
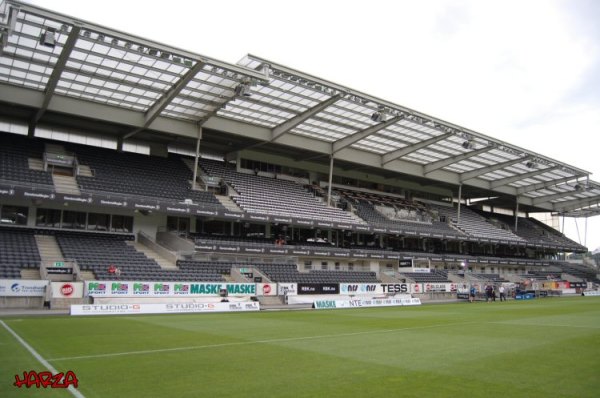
[
  {"x1": 469, "y1": 285, "x2": 477, "y2": 303},
  {"x1": 499, "y1": 285, "x2": 506, "y2": 301}
]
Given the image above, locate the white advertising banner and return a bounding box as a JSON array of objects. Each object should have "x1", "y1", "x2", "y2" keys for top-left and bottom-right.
[
  {"x1": 51, "y1": 282, "x2": 84, "y2": 299},
  {"x1": 313, "y1": 297, "x2": 421, "y2": 309},
  {"x1": 277, "y1": 283, "x2": 298, "y2": 296},
  {"x1": 339, "y1": 283, "x2": 384, "y2": 295},
  {"x1": 0, "y1": 279, "x2": 48, "y2": 297},
  {"x1": 583, "y1": 290, "x2": 600, "y2": 296},
  {"x1": 85, "y1": 281, "x2": 256, "y2": 298},
  {"x1": 256, "y1": 283, "x2": 277, "y2": 296},
  {"x1": 410, "y1": 283, "x2": 424, "y2": 294},
  {"x1": 71, "y1": 301, "x2": 260, "y2": 316},
  {"x1": 423, "y1": 283, "x2": 458, "y2": 293}
]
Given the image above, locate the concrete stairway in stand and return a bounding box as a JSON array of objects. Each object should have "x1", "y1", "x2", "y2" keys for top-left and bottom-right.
[
  {"x1": 216, "y1": 195, "x2": 243, "y2": 212},
  {"x1": 20, "y1": 268, "x2": 41, "y2": 280},
  {"x1": 35, "y1": 234, "x2": 65, "y2": 264},
  {"x1": 126, "y1": 241, "x2": 178, "y2": 270},
  {"x1": 52, "y1": 174, "x2": 81, "y2": 195}
]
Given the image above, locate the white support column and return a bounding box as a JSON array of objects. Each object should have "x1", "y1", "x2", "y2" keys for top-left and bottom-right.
[
  {"x1": 514, "y1": 196, "x2": 519, "y2": 232},
  {"x1": 327, "y1": 155, "x2": 334, "y2": 207},
  {"x1": 192, "y1": 127, "x2": 202, "y2": 191},
  {"x1": 584, "y1": 217, "x2": 588, "y2": 247},
  {"x1": 457, "y1": 184, "x2": 462, "y2": 225}
]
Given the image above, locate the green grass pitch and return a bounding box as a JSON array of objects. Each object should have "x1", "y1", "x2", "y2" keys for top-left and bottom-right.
[{"x1": 1, "y1": 297, "x2": 599, "y2": 398}]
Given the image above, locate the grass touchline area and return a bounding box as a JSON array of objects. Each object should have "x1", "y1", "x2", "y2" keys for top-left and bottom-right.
[{"x1": 1, "y1": 297, "x2": 599, "y2": 398}]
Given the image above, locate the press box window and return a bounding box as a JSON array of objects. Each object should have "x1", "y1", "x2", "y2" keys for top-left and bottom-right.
[
  {"x1": 36, "y1": 208, "x2": 61, "y2": 227},
  {"x1": 1, "y1": 206, "x2": 28, "y2": 225}
]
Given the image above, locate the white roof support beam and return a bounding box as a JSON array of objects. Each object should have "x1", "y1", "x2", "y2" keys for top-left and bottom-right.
[
  {"x1": 31, "y1": 25, "x2": 81, "y2": 126},
  {"x1": 271, "y1": 94, "x2": 341, "y2": 142},
  {"x1": 123, "y1": 61, "x2": 206, "y2": 140},
  {"x1": 460, "y1": 156, "x2": 529, "y2": 183},
  {"x1": 532, "y1": 189, "x2": 580, "y2": 206},
  {"x1": 424, "y1": 146, "x2": 490, "y2": 175},
  {"x1": 332, "y1": 115, "x2": 404, "y2": 154},
  {"x1": 553, "y1": 197, "x2": 600, "y2": 212},
  {"x1": 489, "y1": 166, "x2": 561, "y2": 189},
  {"x1": 516, "y1": 176, "x2": 580, "y2": 195},
  {"x1": 381, "y1": 132, "x2": 453, "y2": 166}
]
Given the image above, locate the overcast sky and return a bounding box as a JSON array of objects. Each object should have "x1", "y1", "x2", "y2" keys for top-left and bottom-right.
[{"x1": 31, "y1": 0, "x2": 600, "y2": 250}]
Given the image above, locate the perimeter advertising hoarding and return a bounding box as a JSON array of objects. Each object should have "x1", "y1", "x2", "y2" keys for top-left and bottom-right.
[
  {"x1": 0, "y1": 280, "x2": 48, "y2": 297},
  {"x1": 297, "y1": 283, "x2": 339, "y2": 295},
  {"x1": 277, "y1": 283, "x2": 297, "y2": 296},
  {"x1": 256, "y1": 283, "x2": 277, "y2": 296},
  {"x1": 51, "y1": 282, "x2": 84, "y2": 299},
  {"x1": 339, "y1": 283, "x2": 383, "y2": 295},
  {"x1": 85, "y1": 281, "x2": 256, "y2": 298},
  {"x1": 313, "y1": 297, "x2": 421, "y2": 309},
  {"x1": 70, "y1": 301, "x2": 260, "y2": 316}
]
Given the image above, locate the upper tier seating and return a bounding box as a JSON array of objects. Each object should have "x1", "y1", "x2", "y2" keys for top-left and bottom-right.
[
  {"x1": 429, "y1": 203, "x2": 526, "y2": 243},
  {"x1": 0, "y1": 227, "x2": 41, "y2": 278},
  {"x1": 70, "y1": 144, "x2": 224, "y2": 208},
  {"x1": 199, "y1": 159, "x2": 364, "y2": 224},
  {"x1": 337, "y1": 189, "x2": 462, "y2": 236},
  {"x1": 475, "y1": 210, "x2": 584, "y2": 250},
  {"x1": 0, "y1": 134, "x2": 53, "y2": 186}
]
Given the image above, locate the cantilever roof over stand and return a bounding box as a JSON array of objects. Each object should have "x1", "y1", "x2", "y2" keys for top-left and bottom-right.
[{"x1": 0, "y1": 0, "x2": 599, "y2": 217}]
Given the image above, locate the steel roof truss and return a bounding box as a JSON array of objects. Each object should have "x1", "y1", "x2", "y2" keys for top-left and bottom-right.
[
  {"x1": 31, "y1": 24, "x2": 80, "y2": 125},
  {"x1": 271, "y1": 94, "x2": 341, "y2": 142},
  {"x1": 381, "y1": 132, "x2": 453, "y2": 166}
]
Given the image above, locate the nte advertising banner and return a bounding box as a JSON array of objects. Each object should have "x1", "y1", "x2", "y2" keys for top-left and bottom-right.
[
  {"x1": 313, "y1": 297, "x2": 421, "y2": 309},
  {"x1": 0, "y1": 280, "x2": 48, "y2": 297},
  {"x1": 71, "y1": 301, "x2": 260, "y2": 316}
]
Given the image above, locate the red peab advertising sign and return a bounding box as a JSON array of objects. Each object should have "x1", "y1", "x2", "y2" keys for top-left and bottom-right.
[{"x1": 60, "y1": 283, "x2": 74, "y2": 297}]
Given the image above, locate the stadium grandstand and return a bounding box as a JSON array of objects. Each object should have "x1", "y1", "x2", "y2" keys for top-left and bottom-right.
[{"x1": 0, "y1": 0, "x2": 599, "y2": 310}]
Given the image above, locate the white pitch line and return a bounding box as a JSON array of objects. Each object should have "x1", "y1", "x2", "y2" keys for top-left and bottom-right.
[
  {"x1": 48, "y1": 320, "x2": 475, "y2": 362},
  {"x1": 0, "y1": 320, "x2": 86, "y2": 398},
  {"x1": 488, "y1": 321, "x2": 600, "y2": 329}
]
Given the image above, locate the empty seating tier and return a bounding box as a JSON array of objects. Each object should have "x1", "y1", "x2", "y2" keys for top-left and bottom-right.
[
  {"x1": 200, "y1": 159, "x2": 364, "y2": 225},
  {"x1": 0, "y1": 134, "x2": 53, "y2": 186},
  {"x1": 0, "y1": 227, "x2": 41, "y2": 278},
  {"x1": 70, "y1": 144, "x2": 224, "y2": 209}
]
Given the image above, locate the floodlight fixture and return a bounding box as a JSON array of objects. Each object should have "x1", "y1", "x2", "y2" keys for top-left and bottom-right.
[
  {"x1": 234, "y1": 81, "x2": 252, "y2": 97},
  {"x1": 526, "y1": 161, "x2": 537, "y2": 169},
  {"x1": 371, "y1": 106, "x2": 387, "y2": 123},
  {"x1": 0, "y1": 29, "x2": 8, "y2": 50},
  {"x1": 39, "y1": 27, "x2": 56, "y2": 48}
]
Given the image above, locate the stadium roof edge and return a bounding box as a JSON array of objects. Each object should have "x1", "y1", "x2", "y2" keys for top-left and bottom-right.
[
  {"x1": 242, "y1": 54, "x2": 590, "y2": 178},
  {"x1": 2, "y1": 0, "x2": 268, "y2": 83}
]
